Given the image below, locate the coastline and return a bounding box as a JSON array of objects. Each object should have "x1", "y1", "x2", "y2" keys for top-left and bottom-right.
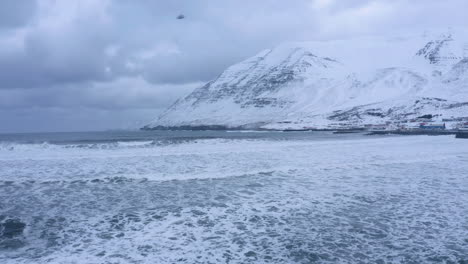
[{"x1": 141, "y1": 125, "x2": 468, "y2": 137}]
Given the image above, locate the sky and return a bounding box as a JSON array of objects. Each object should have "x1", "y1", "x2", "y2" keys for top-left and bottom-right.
[{"x1": 0, "y1": 0, "x2": 467, "y2": 133}]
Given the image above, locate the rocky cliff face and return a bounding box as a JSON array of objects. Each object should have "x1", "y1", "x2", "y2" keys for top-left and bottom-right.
[{"x1": 145, "y1": 31, "x2": 468, "y2": 130}]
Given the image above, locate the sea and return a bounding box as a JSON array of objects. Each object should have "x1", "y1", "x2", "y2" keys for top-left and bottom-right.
[{"x1": 0, "y1": 130, "x2": 467, "y2": 263}]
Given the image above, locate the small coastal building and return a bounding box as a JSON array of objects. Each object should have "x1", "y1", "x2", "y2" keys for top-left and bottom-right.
[
  {"x1": 419, "y1": 123, "x2": 446, "y2": 130},
  {"x1": 457, "y1": 122, "x2": 468, "y2": 131},
  {"x1": 368, "y1": 124, "x2": 388, "y2": 131}
]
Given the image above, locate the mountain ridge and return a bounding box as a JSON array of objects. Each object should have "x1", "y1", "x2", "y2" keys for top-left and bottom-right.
[{"x1": 145, "y1": 30, "x2": 468, "y2": 130}]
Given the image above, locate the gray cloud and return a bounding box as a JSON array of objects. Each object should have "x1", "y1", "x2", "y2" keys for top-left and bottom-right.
[
  {"x1": 0, "y1": 0, "x2": 37, "y2": 29},
  {"x1": 0, "y1": 0, "x2": 467, "y2": 132}
]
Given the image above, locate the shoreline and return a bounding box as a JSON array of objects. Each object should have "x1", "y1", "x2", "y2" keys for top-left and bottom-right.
[{"x1": 141, "y1": 125, "x2": 468, "y2": 137}]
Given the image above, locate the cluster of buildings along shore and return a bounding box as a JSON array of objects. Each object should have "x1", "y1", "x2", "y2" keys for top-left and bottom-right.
[{"x1": 281, "y1": 116, "x2": 468, "y2": 132}]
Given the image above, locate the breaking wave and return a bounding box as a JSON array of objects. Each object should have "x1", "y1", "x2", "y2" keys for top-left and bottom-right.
[{"x1": 0, "y1": 139, "x2": 207, "y2": 152}]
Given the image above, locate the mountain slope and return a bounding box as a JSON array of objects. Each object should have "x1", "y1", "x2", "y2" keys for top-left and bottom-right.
[{"x1": 145, "y1": 31, "x2": 468, "y2": 130}]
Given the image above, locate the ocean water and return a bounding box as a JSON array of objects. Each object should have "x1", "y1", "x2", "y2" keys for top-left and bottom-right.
[{"x1": 0, "y1": 131, "x2": 467, "y2": 263}]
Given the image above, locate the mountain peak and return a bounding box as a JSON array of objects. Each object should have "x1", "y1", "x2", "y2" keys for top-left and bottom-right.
[{"x1": 146, "y1": 32, "x2": 468, "y2": 130}]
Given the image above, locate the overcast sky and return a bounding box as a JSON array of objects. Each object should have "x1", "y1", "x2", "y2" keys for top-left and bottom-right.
[{"x1": 0, "y1": 0, "x2": 467, "y2": 133}]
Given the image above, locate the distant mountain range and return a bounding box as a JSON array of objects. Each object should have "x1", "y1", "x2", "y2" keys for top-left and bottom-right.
[{"x1": 144, "y1": 30, "x2": 468, "y2": 130}]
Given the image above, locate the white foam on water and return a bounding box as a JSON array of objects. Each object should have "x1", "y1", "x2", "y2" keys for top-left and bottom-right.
[
  {"x1": 1, "y1": 135, "x2": 467, "y2": 263},
  {"x1": 0, "y1": 136, "x2": 465, "y2": 183}
]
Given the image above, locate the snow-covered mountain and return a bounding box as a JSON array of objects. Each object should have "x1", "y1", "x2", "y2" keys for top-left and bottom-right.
[{"x1": 145, "y1": 30, "x2": 468, "y2": 130}]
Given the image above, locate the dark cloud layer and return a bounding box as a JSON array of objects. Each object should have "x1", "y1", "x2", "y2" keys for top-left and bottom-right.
[{"x1": 0, "y1": 0, "x2": 467, "y2": 132}]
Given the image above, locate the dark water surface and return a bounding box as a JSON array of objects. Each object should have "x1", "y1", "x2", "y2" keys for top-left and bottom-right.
[{"x1": 0, "y1": 130, "x2": 366, "y2": 144}]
